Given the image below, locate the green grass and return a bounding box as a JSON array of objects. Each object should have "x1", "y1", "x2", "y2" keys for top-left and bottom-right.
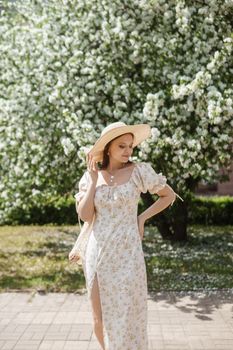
[
  {"x1": 0, "y1": 225, "x2": 232, "y2": 293},
  {"x1": 0, "y1": 225, "x2": 86, "y2": 294},
  {"x1": 144, "y1": 225, "x2": 233, "y2": 291}
]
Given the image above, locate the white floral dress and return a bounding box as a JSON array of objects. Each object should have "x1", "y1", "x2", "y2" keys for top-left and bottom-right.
[{"x1": 74, "y1": 161, "x2": 182, "y2": 350}]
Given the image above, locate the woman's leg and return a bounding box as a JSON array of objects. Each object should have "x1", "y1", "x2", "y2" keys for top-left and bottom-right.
[{"x1": 90, "y1": 273, "x2": 105, "y2": 350}]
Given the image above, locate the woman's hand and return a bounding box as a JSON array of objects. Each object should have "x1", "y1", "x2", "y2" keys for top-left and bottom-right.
[
  {"x1": 86, "y1": 153, "x2": 98, "y2": 183},
  {"x1": 69, "y1": 250, "x2": 81, "y2": 263},
  {"x1": 137, "y1": 215, "x2": 145, "y2": 240}
]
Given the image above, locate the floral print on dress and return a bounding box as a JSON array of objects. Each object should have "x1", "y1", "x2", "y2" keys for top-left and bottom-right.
[{"x1": 71, "y1": 161, "x2": 182, "y2": 350}]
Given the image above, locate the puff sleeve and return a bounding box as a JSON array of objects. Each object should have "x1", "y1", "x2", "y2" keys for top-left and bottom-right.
[
  {"x1": 133, "y1": 162, "x2": 184, "y2": 205},
  {"x1": 74, "y1": 171, "x2": 89, "y2": 203},
  {"x1": 133, "y1": 162, "x2": 167, "y2": 194}
]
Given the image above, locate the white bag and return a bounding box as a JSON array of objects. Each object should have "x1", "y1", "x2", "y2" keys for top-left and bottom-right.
[{"x1": 69, "y1": 211, "x2": 95, "y2": 266}]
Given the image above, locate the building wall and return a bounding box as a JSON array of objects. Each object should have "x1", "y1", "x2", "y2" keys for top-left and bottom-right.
[
  {"x1": 217, "y1": 162, "x2": 233, "y2": 195},
  {"x1": 195, "y1": 162, "x2": 233, "y2": 196}
]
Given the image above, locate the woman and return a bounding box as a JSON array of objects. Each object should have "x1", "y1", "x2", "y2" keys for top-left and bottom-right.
[{"x1": 69, "y1": 121, "x2": 183, "y2": 350}]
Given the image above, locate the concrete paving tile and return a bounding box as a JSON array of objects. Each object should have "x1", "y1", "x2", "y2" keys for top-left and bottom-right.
[
  {"x1": 0, "y1": 341, "x2": 18, "y2": 350},
  {"x1": 12, "y1": 340, "x2": 41, "y2": 350},
  {"x1": 0, "y1": 290, "x2": 232, "y2": 349},
  {"x1": 63, "y1": 340, "x2": 89, "y2": 349},
  {"x1": 38, "y1": 340, "x2": 54, "y2": 350}
]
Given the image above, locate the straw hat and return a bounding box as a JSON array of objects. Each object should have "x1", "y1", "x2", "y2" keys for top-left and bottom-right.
[{"x1": 87, "y1": 121, "x2": 152, "y2": 163}]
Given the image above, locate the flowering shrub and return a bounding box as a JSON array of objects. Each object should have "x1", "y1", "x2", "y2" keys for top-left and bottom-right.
[{"x1": 0, "y1": 0, "x2": 232, "y2": 227}]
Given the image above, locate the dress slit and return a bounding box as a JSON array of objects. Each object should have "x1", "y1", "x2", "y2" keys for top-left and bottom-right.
[
  {"x1": 90, "y1": 271, "x2": 102, "y2": 311},
  {"x1": 90, "y1": 271, "x2": 108, "y2": 348}
]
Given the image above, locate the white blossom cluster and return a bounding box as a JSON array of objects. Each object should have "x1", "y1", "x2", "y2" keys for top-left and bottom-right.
[{"x1": 0, "y1": 0, "x2": 232, "y2": 222}]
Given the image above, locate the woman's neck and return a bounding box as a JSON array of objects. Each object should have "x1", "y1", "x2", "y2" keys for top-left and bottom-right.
[{"x1": 103, "y1": 161, "x2": 131, "y2": 172}]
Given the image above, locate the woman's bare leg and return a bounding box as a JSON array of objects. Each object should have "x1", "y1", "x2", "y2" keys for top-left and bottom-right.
[{"x1": 90, "y1": 274, "x2": 105, "y2": 350}]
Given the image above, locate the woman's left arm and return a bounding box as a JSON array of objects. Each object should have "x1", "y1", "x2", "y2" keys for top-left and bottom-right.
[{"x1": 138, "y1": 184, "x2": 176, "y2": 224}]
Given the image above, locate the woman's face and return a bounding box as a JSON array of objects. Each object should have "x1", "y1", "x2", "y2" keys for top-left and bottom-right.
[{"x1": 108, "y1": 133, "x2": 134, "y2": 163}]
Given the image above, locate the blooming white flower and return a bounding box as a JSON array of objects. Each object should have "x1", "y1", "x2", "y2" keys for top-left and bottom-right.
[
  {"x1": 0, "y1": 0, "x2": 232, "y2": 224},
  {"x1": 60, "y1": 137, "x2": 75, "y2": 156}
]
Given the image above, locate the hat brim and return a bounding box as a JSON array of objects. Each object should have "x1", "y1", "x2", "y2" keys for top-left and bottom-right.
[{"x1": 87, "y1": 124, "x2": 151, "y2": 162}]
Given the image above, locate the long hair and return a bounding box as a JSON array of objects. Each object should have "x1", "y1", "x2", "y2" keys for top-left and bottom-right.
[{"x1": 99, "y1": 132, "x2": 134, "y2": 170}]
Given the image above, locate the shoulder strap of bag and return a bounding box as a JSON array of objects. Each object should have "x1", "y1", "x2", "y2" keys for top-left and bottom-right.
[{"x1": 78, "y1": 213, "x2": 82, "y2": 231}]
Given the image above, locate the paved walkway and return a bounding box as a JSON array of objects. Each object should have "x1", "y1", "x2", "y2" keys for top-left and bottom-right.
[{"x1": 0, "y1": 290, "x2": 232, "y2": 350}]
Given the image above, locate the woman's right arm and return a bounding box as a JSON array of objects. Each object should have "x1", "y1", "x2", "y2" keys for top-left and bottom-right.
[
  {"x1": 76, "y1": 178, "x2": 97, "y2": 223},
  {"x1": 76, "y1": 153, "x2": 99, "y2": 223}
]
